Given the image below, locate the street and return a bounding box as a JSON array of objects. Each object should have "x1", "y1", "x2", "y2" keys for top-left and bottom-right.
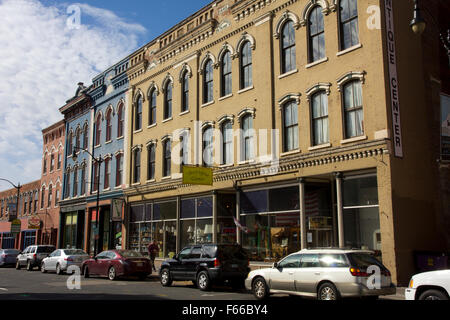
[{"x1": 0, "y1": 266, "x2": 405, "y2": 301}]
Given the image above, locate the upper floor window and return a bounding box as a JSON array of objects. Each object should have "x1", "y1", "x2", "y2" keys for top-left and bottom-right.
[
  {"x1": 68, "y1": 132, "x2": 73, "y2": 156},
  {"x1": 116, "y1": 154, "x2": 123, "y2": 187},
  {"x1": 47, "y1": 185, "x2": 52, "y2": 208},
  {"x1": 202, "y1": 126, "x2": 214, "y2": 167},
  {"x1": 64, "y1": 172, "x2": 71, "y2": 199},
  {"x1": 117, "y1": 104, "x2": 124, "y2": 138},
  {"x1": 283, "y1": 101, "x2": 299, "y2": 152},
  {"x1": 73, "y1": 168, "x2": 78, "y2": 197},
  {"x1": 281, "y1": 21, "x2": 296, "y2": 74},
  {"x1": 55, "y1": 188, "x2": 60, "y2": 207},
  {"x1": 339, "y1": 0, "x2": 359, "y2": 50},
  {"x1": 147, "y1": 144, "x2": 156, "y2": 181},
  {"x1": 75, "y1": 128, "x2": 81, "y2": 150},
  {"x1": 106, "y1": 109, "x2": 112, "y2": 142},
  {"x1": 57, "y1": 153, "x2": 62, "y2": 170},
  {"x1": 149, "y1": 89, "x2": 157, "y2": 125},
  {"x1": 222, "y1": 121, "x2": 233, "y2": 165},
  {"x1": 95, "y1": 115, "x2": 101, "y2": 146},
  {"x1": 83, "y1": 124, "x2": 89, "y2": 149},
  {"x1": 180, "y1": 134, "x2": 189, "y2": 170},
  {"x1": 133, "y1": 149, "x2": 141, "y2": 184},
  {"x1": 92, "y1": 162, "x2": 100, "y2": 192},
  {"x1": 41, "y1": 187, "x2": 45, "y2": 209},
  {"x1": 311, "y1": 92, "x2": 329, "y2": 145},
  {"x1": 80, "y1": 165, "x2": 86, "y2": 196},
  {"x1": 240, "y1": 42, "x2": 253, "y2": 89},
  {"x1": 135, "y1": 95, "x2": 143, "y2": 131},
  {"x1": 221, "y1": 51, "x2": 232, "y2": 97},
  {"x1": 241, "y1": 115, "x2": 254, "y2": 161},
  {"x1": 50, "y1": 154, "x2": 55, "y2": 172},
  {"x1": 43, "y1": 157, "x2": 47, "y2": 174},
  {"x1": 308, "y1": 6, "x2": 325, "y2": 62},
  {"x1": 164, "y1": 82, "x2": 173, "y2": 120},
  {"x1": 163, "y1": 140, "x2": 171, "y2": 177},
  {"x1": 343, "y1": 80, "x2": 364, "y2": 138},
  {"x1": 181, "y1": 72, "x2": 189, "y2": 112},
  {"x1": 104, "y1": 158, "x2": 110, "y2": 189},
  {"x1": 203, "y1": 59, "x2": 214, "y2": 104}
]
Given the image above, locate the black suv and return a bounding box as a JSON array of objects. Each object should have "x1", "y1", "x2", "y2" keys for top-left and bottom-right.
[{"x1": 159, "y1": 244, "x2": 250, "y2": 291}]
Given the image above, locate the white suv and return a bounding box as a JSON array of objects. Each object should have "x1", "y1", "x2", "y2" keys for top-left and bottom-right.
[
  {"x1": 405, "y1": 270, "x2": 450, "y2": 300},
  {"x1": 245, "y1": 248, "x2": 396, "y2": 300},
  {"x1": 16, "y1": 245, "x2": 56, "y2": 271}
]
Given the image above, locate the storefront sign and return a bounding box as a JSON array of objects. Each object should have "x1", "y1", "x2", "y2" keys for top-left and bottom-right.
[
  {"x1": 10, "y1": 219, "x2": 21, "y2": 234},
  {"x1": 112, "y1": 199, "x2": 124, "y2": 222},
  {"x1": 28, "y1": 216, "x2": 41, "y2": 230},
  {"x1": 182, "y1": 166, "x2": 213, "y2": 186},
  {"x1": 308, "y1": 217, "x2": 332, "y2": 230},
  {"x1": 385, "y1": 0, "x2": 403, "y2": 158},
  {"x1": 441, "y1": 94, "x2": 450, "y2": 161}
]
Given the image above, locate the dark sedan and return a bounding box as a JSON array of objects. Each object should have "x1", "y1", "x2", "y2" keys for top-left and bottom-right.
[
  {"x1": 81, "y1": 250, "x2": 152, "y2": 280},
  {"x1": 0, "y1": 249, "x2": 20, "y2": 267}
]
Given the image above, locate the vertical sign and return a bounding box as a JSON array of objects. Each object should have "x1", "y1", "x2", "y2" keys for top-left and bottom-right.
[{"x1": 385, "y1": 0, "x2": 403, "y2": 158}]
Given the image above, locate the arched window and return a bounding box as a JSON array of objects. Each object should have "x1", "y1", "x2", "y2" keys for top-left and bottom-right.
[
  {"x1": 308, "y1": 6, "x2": 325, "y2": 62},
  {"x1": 92, "y1": 162, "x2": 99, "y2": 192},
  {"x1": 133, "y1": 149, "x2": 141, "y2": 184},
  {"x1": 240, "y1": 42, "x2": 252, "y2": 89},
  {"x1": 164, "y1": 82, "x2": 173, "y2": 120},
  {"x1": 41, "y1": 187, "x2": 46, "y2": 209},
  {"x1": 202, "y1": 126, "x2": 214, "y2": 167},
  {"x1": 135, "y1": 95, "x2": 143, "y2": 131},
  {"x1": 106, "y1": 109, "x2": 112, "y2": 142},
  {"x1": 67, "y1": 132, "x2": 73, "y2": 156},
  {"x1": 147, "y1": 144, "x2": 156, "y2": 180},
  {"x1": 116, "y1": 154, "x2": 123, "y2": 187},
  {"x1": 181, "y1": 72, "x2": 189, "y2": 112},
  {"x1": 95, "y1": 115, "x2": 101, "y2": 146},
  {"x1": 163, "y1": 140, "x2": 171, "y2": 177},
  {"x1": 47, "y1": 185, "x2": 52, "y2": 208},
  {"x1": 149, "y1": 90, "x2": 157, "y2": 125},
  {"x1": 43, "y1": 155, "x2": 47, "y2": 174},
  {"x1": 281, "y1": 21, "x2": 296, "y2": 74},
  {"x1": 117, "y1": 104, "x2": 124, "y2": 138},
  {"x1": 241, "y1": 114, "x2": 253, "y2": 161},
  {"x1": 104, "y1": 157, "x2": 110, "y2": 189},
  {"x1": 311, "y1": 92, "x2": 329, "y2": 146},
  {"x1": 75, "y1": 128, "x2": 81, "y2": 150},
  {"x1": 64, "y1": 172, "x2": 71, "y2": 199},
  {"x1": 343, "y1": 80, "x2": 364, "y2": 138},
  {"x1": 339, "y1": 0, "x2": 359, "y2": 50},
  {"x1": 221, "y1": 51, "x2": 232, "y2": 97},
  {"x1": 283, "y1": 101, "x2": 299, "y2": 152},
  {"x1": 221, "y1": 121, "x2": 233, "y2": 165},
  {"x1": 83, "y1": 124, "x2": 89, "y2": 149},
  {"x1": 203, "y1": 59, "x2": 214, "y2": 104},
  {"x1": 73, "y1": 167, "x2": 78, "y2": 197},
  {"x1": 180, "y1": 133, "x2": 189, "y2": 170},
  {"x1": 80, "y1": 165, "x2": 86, "y2": 195}
]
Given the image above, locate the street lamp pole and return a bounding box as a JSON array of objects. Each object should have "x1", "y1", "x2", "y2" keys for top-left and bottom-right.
[
  {"x1": 0, "y1": 178, "x2": 21, "y2": 221},
  {"x1": 71, "y1": 146, "x2": 102, "y2": 257}
]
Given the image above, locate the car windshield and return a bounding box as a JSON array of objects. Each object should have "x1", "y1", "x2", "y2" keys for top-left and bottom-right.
[
  {"x1": 64, "y1": 249, "x2": 87, "y2": 255},
  {"x1": 347, "y1": 253, "x2": 386, "y2": 270},
  {"x1": 217, "y1": 245, "x2": 248, "y2": 260},
  {"x1": 4, "y1": 249, "x2": 19, "y2": 254},
  {"x1": 37, "y1": 246, "x2": 56, "y2": 253},
  {"x1": 117, "y1": 250, "x2": 143, "y2": 258}
]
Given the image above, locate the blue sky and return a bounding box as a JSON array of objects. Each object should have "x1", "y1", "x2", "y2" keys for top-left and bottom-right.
[{"x1": 0, "y1": 0, "x2": 212, "y2": 191}]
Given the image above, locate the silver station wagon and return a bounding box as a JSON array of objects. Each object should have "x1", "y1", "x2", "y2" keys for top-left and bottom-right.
[{"x1": 245, "y1": 249, "x2": 396, "y2": 300}]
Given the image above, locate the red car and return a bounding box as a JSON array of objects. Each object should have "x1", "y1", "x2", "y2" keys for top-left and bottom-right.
[{"x1": 82, "y1": 250, "x2": 152, "y2": 281}]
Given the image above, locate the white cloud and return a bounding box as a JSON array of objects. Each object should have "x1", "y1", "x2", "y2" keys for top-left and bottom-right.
[{"x1": 0, "y1": 0, "x2": 146, "y2": 191}]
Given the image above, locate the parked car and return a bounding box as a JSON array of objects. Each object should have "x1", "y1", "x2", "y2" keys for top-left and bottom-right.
[
  {"x1": 0, "y1": 249, "x2": 20, "y2": 267},
  {"x1": 16, "y1": 245, "x2": 56, "y2": 271},
  {"x1": 245, "y1": 248, "x2": 396, "y2": 300},
  {"x1": 81, "y1": 250, "x2": 152, "y2": 280},
  {"x1": 160, "y1": 244, "x2": 250, "y2": 291},
  {"x1": 41, "y1": 249, "x2": 90, "y2": 275},
  {"x1": 405, "y1": 269, "x2": 450, "y2": 300}
]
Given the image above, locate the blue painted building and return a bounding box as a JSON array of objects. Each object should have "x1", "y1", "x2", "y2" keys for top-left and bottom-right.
[
  {"x1": 85, "y1": 58, "x2": 130, "y2": 254},
  {"x1": 59, "y1": 83, "x2": 93, "y2": 250}
]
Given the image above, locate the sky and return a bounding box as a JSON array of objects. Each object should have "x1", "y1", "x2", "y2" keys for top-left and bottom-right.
[{"x1": 0, "y1": 0, "x2": 211, "y2": 192}]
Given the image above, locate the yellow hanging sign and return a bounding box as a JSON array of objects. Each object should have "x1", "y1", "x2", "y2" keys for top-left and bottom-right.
[{"x1": 182, "y1": 166, "x2": 213, "y2": 186}]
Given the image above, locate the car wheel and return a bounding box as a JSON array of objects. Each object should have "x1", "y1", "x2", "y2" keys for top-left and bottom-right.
[
  {"x1": 41, "y1": 262, "x2": 47, "y2": 273},
  {"x1": 419, "y1": 289, "x2": 448, "y2": 300},
  {"x1": 15, "y1": 260, "x2": 21, "y2": 270},
  {"x1": 56, "y1": 264, "x2": 63, "y2": 275},
  {"x1": 252, "y1": 277, "x2": 269, "y2": 300},
  {"x1": 160, "y1": 268, "x2": 172, "y2": 287},
  {"x1": 108, "y1": 266, "x2": 117, "y2": 281},
  {"x1": 83, "y1": 267, "x2": 90, "y2": 278},
  {"x1": 197, "y1": 271, "x2": 211, "y2": 291},
  {"x1": 318, "y1": 282, "x2": 340, "y2": 301},
  {"x1": 26, "y1": 260, "x2": 33, "y2": 271}
]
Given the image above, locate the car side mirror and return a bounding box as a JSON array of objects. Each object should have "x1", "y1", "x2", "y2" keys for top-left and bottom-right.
[
  {"x1": 273, "y1": 262, "x2": 279, "y2": 268},
  {"x1": 174, "y1": 254, "x2": 179, "y2": 260}
]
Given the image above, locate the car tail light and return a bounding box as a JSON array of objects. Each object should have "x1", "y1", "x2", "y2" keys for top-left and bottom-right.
[
  {"x1": 64, "y1": 257, "x2": 73, "y2": 262},
  {"x1": 382, "y1": 269, "x2": 391, "y2": 277},
  {"x1": 214, "y1": 258, "x2": 221, "y2": 268},
  {"x1": 350, "y1": 267, "x2": 369, "y2": 277},
  {"x1": 33, "y1": 254, "x2": 37, "y2": 260},
  {"x1": 1, "y1": 254, "x2": 5, "y2": 258}
]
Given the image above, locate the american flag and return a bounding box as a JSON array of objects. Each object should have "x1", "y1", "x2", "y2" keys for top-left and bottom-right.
[
  {"x1": 233, "y1": 216, "x2": 249, "y2": 233},
  {"x1": 305, "y1": 191, "x2": 319, "y2": 216}
]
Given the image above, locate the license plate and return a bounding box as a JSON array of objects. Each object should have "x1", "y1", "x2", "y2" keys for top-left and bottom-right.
[
  {"x1": 137, "y1": 262, "x2": 143, "y2": 267},
  {"x1": 232, "y1": 264, "x2": 238, "y2": 268}
]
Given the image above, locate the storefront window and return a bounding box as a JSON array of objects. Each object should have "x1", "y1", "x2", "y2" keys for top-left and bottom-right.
[
  {"x1": 343, "y1": 175, "x2": 381, "y2": 254},
  {"x1": 63, "y1": 213, "x2": 78, "y2": 249},
  {"x1": 180, "y1": 196, "x2": 213, "y2": 248},
  {"x1": 1, "y1": 233, "x2": 15, "y2": 249},
  {"x1": 241, "y1": 190, "x2": 268, "y2": 214},
  {"x1": 305, "y1": 185, "x2": 334, "y2": 248},
  {"x1": 217, "y1": 218, "x2": 236, "y2": 244}
]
